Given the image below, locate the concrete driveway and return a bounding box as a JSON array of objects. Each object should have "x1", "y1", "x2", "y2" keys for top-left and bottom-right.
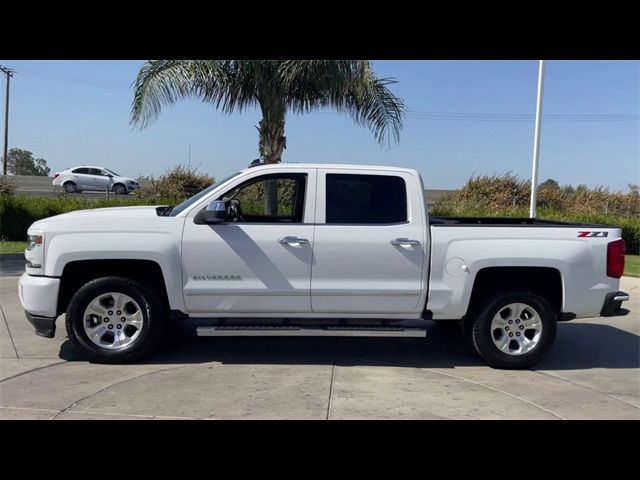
[{"x1": 1, "y1": 264, "x2": 638, "y2": 419}]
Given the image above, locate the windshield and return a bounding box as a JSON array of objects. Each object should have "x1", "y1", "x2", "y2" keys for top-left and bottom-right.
[
  {"x1": 169, "y1": 172, "x2": 242, "y2": 217},
  {"x1": 104, "y1": 168, "x2": 120, "y2": 176}
]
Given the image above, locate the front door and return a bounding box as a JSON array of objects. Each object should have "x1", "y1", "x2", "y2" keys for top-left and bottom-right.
[
  {"x1": 182, "y1": 171, "x2": 316, "y2": 314},
  {"x1": 91, "y1": 168, "x2": 111, "y2": 191},
  {"x1": 311, "y1": 170, "x2": 426, "y2": 314}
]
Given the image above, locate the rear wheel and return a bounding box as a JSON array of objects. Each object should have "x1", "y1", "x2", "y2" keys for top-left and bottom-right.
[
  {"x1": 470, "y1": 291, "x2": 556, "y2": 369},
  {"x1": 63, "y1": 181, "x2": 77, "y2": 193},
  {"x1": 65, "y1": 277, "x2": 166, "y2": 363}
]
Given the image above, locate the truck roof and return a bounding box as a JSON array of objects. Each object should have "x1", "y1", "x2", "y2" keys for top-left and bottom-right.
[{"x1": 242, "y1": 162, "x2": 420, "y2": 176}]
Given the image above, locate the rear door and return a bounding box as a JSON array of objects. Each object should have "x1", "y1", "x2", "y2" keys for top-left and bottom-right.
[{"x1": 311, "y1": 169, "x2": 427, "y2": 314}]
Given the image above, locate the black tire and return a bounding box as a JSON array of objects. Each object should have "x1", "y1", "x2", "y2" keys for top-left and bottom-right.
[
  {"x1": 63, "y1": 181, "x2": 77, "y2": 193},
  {"x1": 470, "y1": 291, "x2": 556, "y2": 369},
  {"x1": 113, "y1": 183, "x2": 127, "y2": 195},
  {"x1": 65, "y1": 277, "x2": 166, "y2": 363}
]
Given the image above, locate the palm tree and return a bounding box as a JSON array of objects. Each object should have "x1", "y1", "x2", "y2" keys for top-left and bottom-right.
[{"x1": 131, "y1": 60, "x2": 406, "y2": 213}]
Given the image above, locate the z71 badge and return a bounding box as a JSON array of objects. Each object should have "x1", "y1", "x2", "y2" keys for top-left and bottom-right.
[{"x1": 577, "y1": 231, "x2": 608, "y2": 238}]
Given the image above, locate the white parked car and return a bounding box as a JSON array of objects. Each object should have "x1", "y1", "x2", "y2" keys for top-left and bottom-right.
[{"x1": 53, "y1": 166, "x2": 140, "y2": 194}]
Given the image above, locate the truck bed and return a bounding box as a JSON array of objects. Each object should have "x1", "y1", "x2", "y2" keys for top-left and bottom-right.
[{"x1": 430, "y1": 216, "x2": 608, "y2": 228}]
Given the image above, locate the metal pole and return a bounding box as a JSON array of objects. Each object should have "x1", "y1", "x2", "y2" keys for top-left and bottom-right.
[
  {"x1": 529, "y1": 60, "x2": 546, "y2": 218},
  {"x1": 0, "y1": 66, "x2": 13, "y2": 176},
  {"x1": 188, "y1": 145, "x2": 191, "y2": 170}
]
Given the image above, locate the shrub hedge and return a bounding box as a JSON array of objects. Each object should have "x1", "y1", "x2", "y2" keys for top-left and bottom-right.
[
  {"x1": 433, "y1": 174, "x2": 640, "y2": 254},
  {"x1": 136, "y1": 165, "x2": 215, "y2": 200},
  {"x1": 2, "y1": 172, "x2": 638, "y2": 255},
  {"x1": 0, "y1": 195, "x2": 175, "y2": 241}
]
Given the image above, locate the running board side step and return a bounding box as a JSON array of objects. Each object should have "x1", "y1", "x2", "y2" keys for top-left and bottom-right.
[{"x1": 196, "y1": 325, "x2": 427, "y2": 338}]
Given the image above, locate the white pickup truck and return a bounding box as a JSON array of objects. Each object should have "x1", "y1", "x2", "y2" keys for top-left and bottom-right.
[{"x1": 19, "y1": 163, "x2": 630, "y2": 368}]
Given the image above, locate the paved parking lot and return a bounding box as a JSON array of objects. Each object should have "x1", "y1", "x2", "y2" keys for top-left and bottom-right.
[{"x1": 1, "y1": 264, "x2": 638, "y2": 419}]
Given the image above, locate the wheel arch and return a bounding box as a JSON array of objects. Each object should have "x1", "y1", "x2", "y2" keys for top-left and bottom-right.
[
  {"x1": 57, "y1": 259, "x2": 170, "y2": 316},
  {"x1": 464, "y1": 266, "x2": 563, "y2": 327}
]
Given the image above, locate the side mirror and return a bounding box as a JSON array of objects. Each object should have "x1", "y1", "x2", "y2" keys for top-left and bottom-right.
[{"x1": 194, "y1": 200, "x2": 228, "y2": 225}]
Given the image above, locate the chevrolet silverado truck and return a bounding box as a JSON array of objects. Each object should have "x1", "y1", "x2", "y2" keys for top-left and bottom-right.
[{"x1": 19, "y1": 163, "x2": 630, "y2": 368}]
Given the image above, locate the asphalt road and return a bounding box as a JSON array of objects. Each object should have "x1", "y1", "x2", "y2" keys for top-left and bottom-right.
[
  {"x1": 0, "y1": 255, "x2": 25, "y2": 277},
  {"x1": 1, "y1": 264, "x2": 638, "y2": 419}
]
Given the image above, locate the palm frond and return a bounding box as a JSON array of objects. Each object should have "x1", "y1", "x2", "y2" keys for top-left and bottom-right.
[
  {"x1": 131, "y1": 59, "x2": 405, "y2": 147},
  {"x1": 280, "y1": 60, "x2": 406, "y2": 146},
  {"x1": 130, "y1": 60, "x2": 258, "y2": 128}
]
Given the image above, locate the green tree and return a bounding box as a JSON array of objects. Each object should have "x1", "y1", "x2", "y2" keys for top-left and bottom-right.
[
  {"x1": 5, "y1": 148, "x2": 51, "y2": 176},
  {"x1": 130, "y1": 61, "x2": 406, "y2": 214},
  {"x1": 539, "y1": 178, "x2": 560, "y2": 189}
]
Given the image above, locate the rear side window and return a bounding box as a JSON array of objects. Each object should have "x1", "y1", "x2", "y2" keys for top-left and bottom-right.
[
  {"x1": 72, "y1": 168, "x2": 90, "y2": 174},
  {"x1": 325, "y1": 174, "x2": 407, "y2": 224}
]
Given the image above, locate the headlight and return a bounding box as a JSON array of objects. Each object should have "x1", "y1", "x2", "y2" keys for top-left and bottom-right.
[
  {"x1": 126, "y1": 180, "x2": 136, "y2": 185},
  {"x1": 25, "y1": 230, "x2": 45, "y2": 270},
  {"x1": 27, "y1": 234, "x2": 44, "y2": 251}
]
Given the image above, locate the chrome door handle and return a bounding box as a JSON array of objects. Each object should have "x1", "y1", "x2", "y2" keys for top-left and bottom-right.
[
  {"x1": 391, "y1": 238, "x2": 420, "y2": 247},
  {"x1": 278, "y1": 236, "x2": 310, "y2": 245}
]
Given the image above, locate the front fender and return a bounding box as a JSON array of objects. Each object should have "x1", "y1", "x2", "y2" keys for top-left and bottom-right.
[{"x1": 45, "y1": 232, "x2": 185, "y2": 312}]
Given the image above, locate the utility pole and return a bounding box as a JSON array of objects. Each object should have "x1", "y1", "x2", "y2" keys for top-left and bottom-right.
[
  {"x1": 529, "y1": 60, "x2": 546, "y2": 218},
  {"x1": 0, "y1": 65, "x2": 14, "y2": 176},
  {"x1": 188, "y1": 145, "x2": 191, "y2": 170}
]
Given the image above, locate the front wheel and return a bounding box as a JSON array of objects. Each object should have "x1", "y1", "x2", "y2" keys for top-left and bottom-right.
[
  {"x1": 470, "y1": 291, "x2": 556, "y2": 369},
  {"x1": 65, "y1": 277, "x2": 166, "y2": 363},
  {"x1": 113, "y1": 183, "x2": 127, "y2": 195}
]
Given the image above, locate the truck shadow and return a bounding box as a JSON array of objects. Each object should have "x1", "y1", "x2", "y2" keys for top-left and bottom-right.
[{"x1": 58, "y1": 321, "x2": 640, "y2": 371}]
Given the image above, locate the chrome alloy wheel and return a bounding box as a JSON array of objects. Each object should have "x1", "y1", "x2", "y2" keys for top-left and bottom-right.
[
  {"x1": 490, "y1": 303, "x2": 543, "y2": 356},
  {"x1": 83, "y1": 292, "x2": 145, "y2": 350}
]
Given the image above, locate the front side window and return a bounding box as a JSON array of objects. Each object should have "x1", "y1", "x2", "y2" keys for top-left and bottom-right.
[
  {"x1": 218, "y1": 173, "x2": 307, "y2": 223},
  {"x1": 169, "y1": 171, "x2": 241, "y2": 217},
  {"x1": 325, "y1": 173, "x2": 407, "y2": 224}
]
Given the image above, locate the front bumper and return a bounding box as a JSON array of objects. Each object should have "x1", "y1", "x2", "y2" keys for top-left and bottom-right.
[
  {"x1": 600, "y1": 291, "x2": 630, "y2": 317},
  {"x1": 18, "y1": 273, "x2": 60, "y2": 333},
  {"x1": 25, "y1": 312, "x2": 56, "y2": 338}
]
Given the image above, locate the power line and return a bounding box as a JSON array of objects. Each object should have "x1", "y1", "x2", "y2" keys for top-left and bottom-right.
[
  {"x1": 4, "y1": 64, "x2": 639, "y2": 122},
  {"x1": 11, "y1": 66, "x2": 130, "y2": 91},
  {"x1": 405, "y1": 111, "x2": 638, "y2": 122},
  {"x1": 318, "y1": 111, "x2": 639, "y2": 122}
]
